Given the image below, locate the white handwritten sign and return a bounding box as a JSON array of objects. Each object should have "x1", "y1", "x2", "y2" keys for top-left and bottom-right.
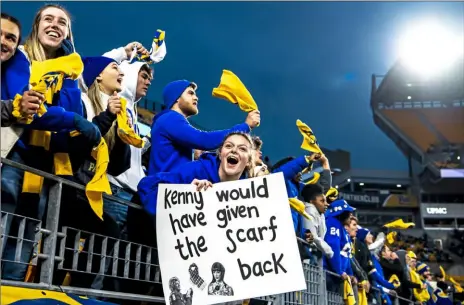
[{"x1": 156, "y1": 173, "x2": 306, "y2": 305}]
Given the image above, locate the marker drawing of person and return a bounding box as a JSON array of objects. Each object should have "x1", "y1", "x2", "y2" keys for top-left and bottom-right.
[
  {"x1": 208, "y1": 262, "x2": 234, "y2": 296},
  {"x1": 169, "y1": 277, "x2": 193, "y2": 305}
]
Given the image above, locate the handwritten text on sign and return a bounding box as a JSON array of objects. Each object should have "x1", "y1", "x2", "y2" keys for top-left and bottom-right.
[{"x1": 157, "y1": 173, "x2": 305, "y2": 305}]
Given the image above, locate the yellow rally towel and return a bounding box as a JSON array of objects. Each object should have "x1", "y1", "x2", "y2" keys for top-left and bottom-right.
[
  {"x1": 326, "y1": 187, "x2": 339, "y2": 198},
  {"x1": 304, "y1": 172, "x2": 320, "y2": 185},
  {"x1": 383, "y1": 219, "x2": 415, "y2": 230},
  {"x1": 386, "y1": 231, "x2": 397, "y2": 245},
  {"x1": 450, "y1": 277, "x2": 463, "y2": 293},
  {"x1": 212, "y1": 69, "x2": 258, "y2": 112},
  {"x1": 117, "y1": 97, "x2": 144, "y2": 148},
  {"x1": 344, "y1": 279, "x2": 356, "y2": 305},
  {"x1": 358, "y1": 282, "x2": 368, "y2": 305},
  {"x1": 440, "y1": 265, "x2": 446, "y2": 279},
  {"x1": 296, "y1": 119, "x2": 323, "y2": 155},
  {"x1": 289, "y1": 198, "x2": 312, "y2": 220},
  {"x1": 85, "y1": 138, "x2": 112, "y2": 220},
  {"x1": 389, "y1": 274, "x2": 401, "y2": 288},
  {"x1": 410, "y1": 269, "x2": 430, "y2": 302}
]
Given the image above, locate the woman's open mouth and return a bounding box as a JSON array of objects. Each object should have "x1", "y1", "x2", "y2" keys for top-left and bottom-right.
[{"x1": 226, "y1": 155, "x2": 239, "y2": 167}]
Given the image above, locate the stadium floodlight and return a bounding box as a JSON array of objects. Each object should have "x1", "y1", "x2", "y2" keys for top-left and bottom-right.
[
  {"x1": 398, "y1": 20, "x2": 464, "y2": 76},
  {"x1": 359, "y1": 182, "x2": 364, "y2": 186},
  {"x1": 397, "y1": 184, "x2": 402, "y2": 188}
]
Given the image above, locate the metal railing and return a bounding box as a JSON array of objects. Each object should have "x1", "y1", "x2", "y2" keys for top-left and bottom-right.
[{"x1": 1, "y1": 157, "x2": 416, "y2": 305}]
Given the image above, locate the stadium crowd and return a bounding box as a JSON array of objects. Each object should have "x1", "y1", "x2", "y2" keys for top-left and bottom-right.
[{"x1": 1, "y1": 4, "x2": 463, "y2": 305}]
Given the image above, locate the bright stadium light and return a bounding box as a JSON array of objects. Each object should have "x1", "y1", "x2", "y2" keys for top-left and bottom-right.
[
  {"x1": 398, "y1": 21, "x2": 463, "y2": 76},
  {"x1": 397, "y1": 184, "x2": 402, "y2": 188}
]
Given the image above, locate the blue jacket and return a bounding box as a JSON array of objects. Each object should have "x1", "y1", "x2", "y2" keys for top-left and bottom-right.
[
  {"x1": 148, "y1": 110, "x2": 250, "y2": 176},
  {"x1": 1, "y1": 49, "x2": 30, "y2": 100},
  {"x1": 324, "y1": 216, "x2": 353, "y2": 276},
  {"x1": 139, "y1": 152, "x2": 248, "y2": 216},
  {"x1": 271, "y1": 156, "x2": 308, "y2": 233},
  {"x1": 371, "y1": 254, "x2": 395, "y2": 289}
]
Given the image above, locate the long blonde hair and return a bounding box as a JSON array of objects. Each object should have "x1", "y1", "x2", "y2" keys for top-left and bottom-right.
[
  {"x1": 217, "y1": 132, "x2": 256, "y2": 179},
  {"x1": 24, "y1": 4, "x2": 74, "y2": 62},
  {"x1": 87, "y1": 81, "x2": 117, "y2": 152}
]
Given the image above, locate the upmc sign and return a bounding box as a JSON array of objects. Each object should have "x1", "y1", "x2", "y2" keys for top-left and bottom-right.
[
  {"x1": 426, "y1": 207, "x2": 447, "y2": 215},
  {"x1": 421, "y1": 203, "x2": 464, "y2": 219}
]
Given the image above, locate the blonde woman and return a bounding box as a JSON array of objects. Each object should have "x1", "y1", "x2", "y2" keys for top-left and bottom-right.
[
  {"x1": 1, "y1": 4, "x2": 101, "y2": 282},
  {"x1": 138, "y1": 131, "x2": 256, "y2": 216}
]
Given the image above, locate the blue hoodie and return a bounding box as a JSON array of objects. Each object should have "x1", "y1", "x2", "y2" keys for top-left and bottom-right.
[
  {"x1": 148, "y1": 110, "x2": 250, "y2": 176},
  {"x1": 1, "y1": 49, "x2": 30, "y2": 100},
  {"x1": 323, "y1": 200, "x2": 355, "y2": 276},
  {"x1": 139, "y1": 152, "x2": 248, "y2": 216}
]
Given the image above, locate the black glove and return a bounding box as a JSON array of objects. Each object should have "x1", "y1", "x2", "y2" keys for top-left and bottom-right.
[{"x1": 73, "y1": 114, "x2": 101, "y2": 147}]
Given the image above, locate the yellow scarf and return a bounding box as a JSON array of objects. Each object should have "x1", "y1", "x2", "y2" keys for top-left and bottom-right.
[
  {"x1": 344, "y1": 279, "x2": 356, "y2": 305},
  {"x1": 14, "y1": 53, "x2": 111, "y2": 220},
  {"x1": 212, "y1": 69, "x2": 259, "y2": 113},
  {"x1": 296, "y1": 119, "x2": 323, "y2": 155},
  {"x1": 117, "y1": 97, "x2": 144, "y2": 148},
  {"x1": 16, "y1": 53, "x2": 84, "y2": 194}
]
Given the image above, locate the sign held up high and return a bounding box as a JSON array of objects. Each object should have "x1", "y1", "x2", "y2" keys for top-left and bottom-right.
[{"x1": 156, "y1": 173, "x2": 306, "y2": 305}]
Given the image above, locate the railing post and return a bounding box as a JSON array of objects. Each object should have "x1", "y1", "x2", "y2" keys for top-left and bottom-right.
[{"x1": 39, "y1": 181, "x2": 62, "y2": 286}]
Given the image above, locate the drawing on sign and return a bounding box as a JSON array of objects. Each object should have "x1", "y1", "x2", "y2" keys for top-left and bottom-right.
[
  {"x1": 208, "y1": 262, "x2": 234, "y2": 296},
  {"x1": 189, "y1": 263, "x2": 206, "y2": 290},
  {"x1": 169, "y1": 277, "x2": 193, "y2": 305}
]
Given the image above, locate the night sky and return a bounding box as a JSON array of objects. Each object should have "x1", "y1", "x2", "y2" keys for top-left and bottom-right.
[{"x1": 4, "y1": 1, "x2": 463, "y2": 170}]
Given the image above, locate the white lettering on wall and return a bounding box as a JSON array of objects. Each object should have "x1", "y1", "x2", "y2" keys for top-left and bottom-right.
[{"x1": 426, "y1": 207, "x2": 448, "y2": 215}]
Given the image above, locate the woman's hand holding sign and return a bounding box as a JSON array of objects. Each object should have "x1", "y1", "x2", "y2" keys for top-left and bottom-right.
[{"x1": 192, "y1": 179, "x2": 213, "y2": 191}]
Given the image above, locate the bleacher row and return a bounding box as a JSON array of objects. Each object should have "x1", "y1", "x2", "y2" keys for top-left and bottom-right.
[{"x1": 381, "y1": 107, "x2": 463, "y2": 168}]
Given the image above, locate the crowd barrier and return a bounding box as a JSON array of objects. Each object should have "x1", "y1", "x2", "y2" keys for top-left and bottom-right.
[{"x1": 0, "y1": 158, "x2": 415, "y2": 305}]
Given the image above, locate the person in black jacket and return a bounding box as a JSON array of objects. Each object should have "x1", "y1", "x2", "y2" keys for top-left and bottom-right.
[{"x1": 379, "y1": 245, "x2": 425, "y2": 305}]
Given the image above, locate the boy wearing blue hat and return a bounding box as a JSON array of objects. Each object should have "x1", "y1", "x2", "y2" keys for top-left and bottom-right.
[
  {"x1": 324, "y1": 199, "x2": 355, "y2": 292},
  {"x1": 148, "y1": 79, "x2": 260, "y2": 175}
]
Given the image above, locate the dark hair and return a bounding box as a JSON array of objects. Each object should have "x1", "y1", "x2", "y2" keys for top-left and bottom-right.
[
  {"x1": 301, "y1": 183, "x2": 324, "y2": 202},
  {"x1": 252, "y1": 136, "x2": 263, "y2": 150},
  {"x1": 336, "y1": 211, "x2": 352, "y2": 226},
  {"x1": 139, "y1": 64, "x2": 153, "y2": 76},
  {"x1": 1, "y1": 12, "x2": 22, "y2": 46}
]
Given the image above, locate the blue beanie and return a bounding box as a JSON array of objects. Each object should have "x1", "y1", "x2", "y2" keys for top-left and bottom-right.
[
  {"x1": 356, "y1": 226, "x2": 370, "y2": 242},
  {"x1": 82, "y1": 56, "x2": 116, "y2": 89},
  {"x1": 162, "y1": 80, "x2": 197, "y2": 110}
]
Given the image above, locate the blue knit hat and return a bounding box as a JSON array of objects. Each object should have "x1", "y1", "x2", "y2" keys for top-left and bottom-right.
[
  {"x1": 162, "y1": 80, "x2": 197, "y2": 109},
  {"x1": 82, "y1": 56, "x2": 116, "y2": 89},
  {"x1": 417, "y1": 263, "x2": 430, "y2": 276},
  {"x1": 356, "y1": 226, "x2": 370, "y2": 242}
]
